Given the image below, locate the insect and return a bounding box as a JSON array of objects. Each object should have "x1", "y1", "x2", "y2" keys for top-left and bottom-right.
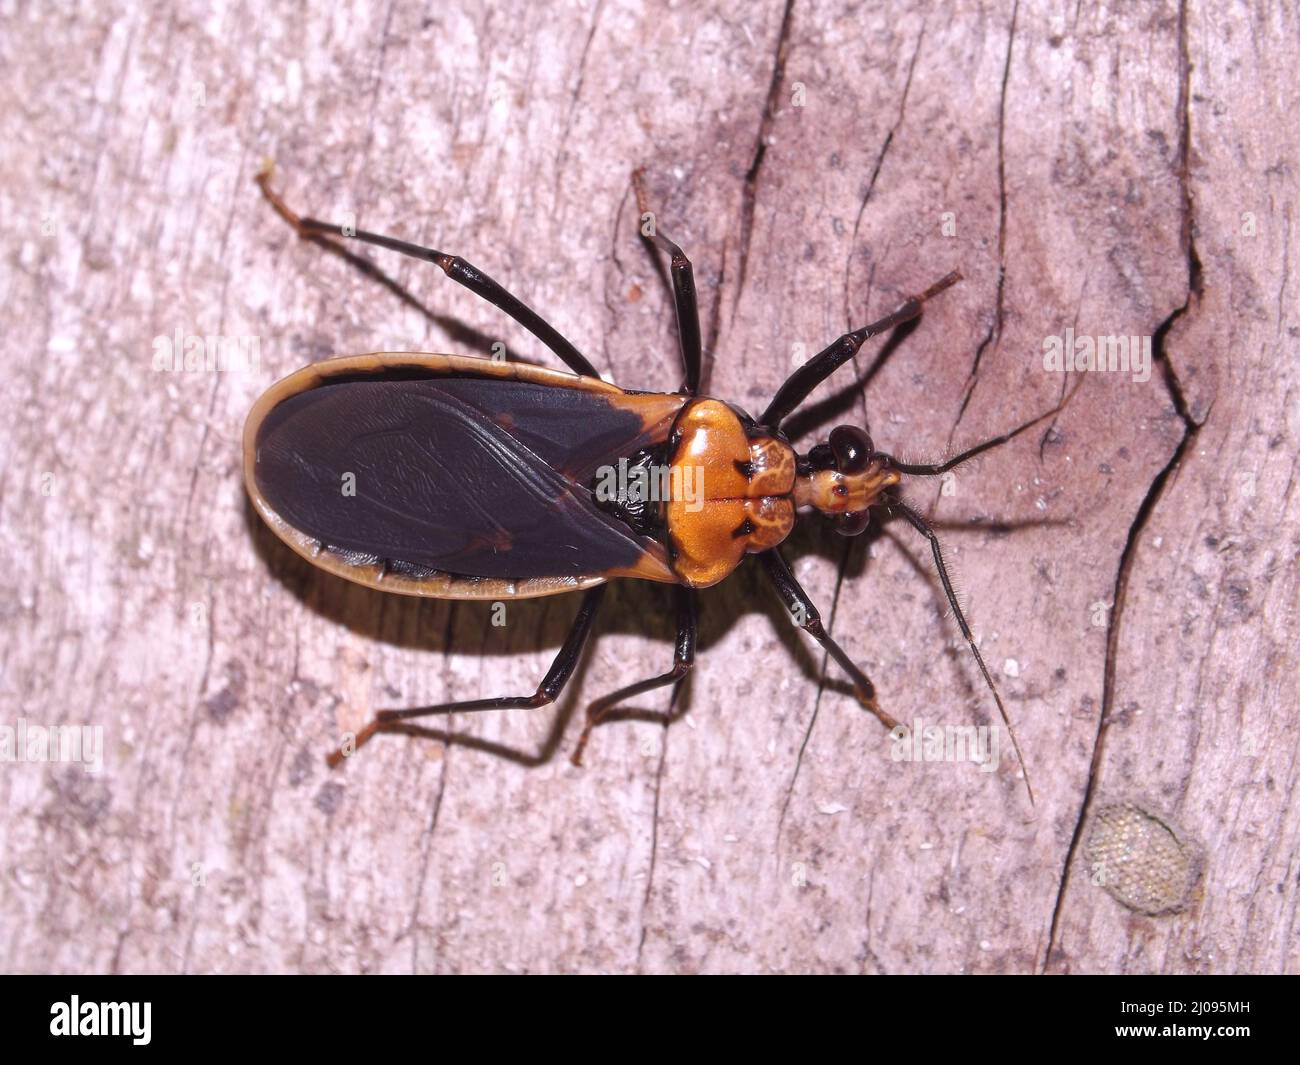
[{"x1": 248, "y1": 167, "x2": 1066, "y2": 798}]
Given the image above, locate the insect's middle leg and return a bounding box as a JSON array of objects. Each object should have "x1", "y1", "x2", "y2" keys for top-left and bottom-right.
[
  {"x1": 327, "y1": 586, "x2": 607, "y2": 767},
  {"x1": 759, "y1": 548, "x2": 899, "y2": 732},
  {"x1": 256, "y1": 168, "x2": 599, "y2": 379},
  {"x1": 632, "y1": 169, "x2": 702, "y2": 394},
  {"x1": 570, "y1": 585, "x2": 697, "y2": 766}
]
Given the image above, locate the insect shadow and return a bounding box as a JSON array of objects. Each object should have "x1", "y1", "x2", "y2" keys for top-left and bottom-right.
[{"x1": 243, "y1": 496, "x2": 815, "y2": 766}]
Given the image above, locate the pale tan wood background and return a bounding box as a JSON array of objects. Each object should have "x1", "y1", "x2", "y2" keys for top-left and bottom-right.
[{"x1": 1, "y1": 0, "x2": 1294, "y2": 973}]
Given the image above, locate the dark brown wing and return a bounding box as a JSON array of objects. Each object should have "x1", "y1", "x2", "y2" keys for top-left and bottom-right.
[{"x1": 252, "y1": 370, "x2": 678, "y2": 581}]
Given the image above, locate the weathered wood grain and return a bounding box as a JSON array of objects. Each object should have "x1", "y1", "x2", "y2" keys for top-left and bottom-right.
[{"x1": 0, "y1": 0, "x2": 1294, "y2": 974}]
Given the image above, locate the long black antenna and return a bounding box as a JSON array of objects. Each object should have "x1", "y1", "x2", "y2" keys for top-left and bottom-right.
[
  {"x1": 896, "y1": 502, "x2": 1035, "y2": 807},
  {"x1": 891, "y1": 376, "x2": 1083, "y2": 476}
]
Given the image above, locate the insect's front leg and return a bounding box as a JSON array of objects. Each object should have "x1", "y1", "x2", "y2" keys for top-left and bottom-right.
[
  {"x1": 570, "y1": 585, "x2": 697, "y2": 765},
  {"x1": 632, "y1": 169, "x2": 702, "y2": 395},
  {"x1": 760, "y1": 272, "x2": 962, "y2": 428},
  {"x1": 759, "y1": 548, "x2": 898, "y2": 732},
  {"x1": 327, "y1": 586, "x2": 607, "y2": 767}
]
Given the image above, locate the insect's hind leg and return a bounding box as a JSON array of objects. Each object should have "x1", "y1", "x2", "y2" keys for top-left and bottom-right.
[
  {"x1": 759, "y1": 548, "x2": 899, "y2": 732},
  {"x1": 570, "y1": 585, "x2": 697, "y2": 766},
  {"x1": 327, "y1": 586, "x2": 607, "y2": 767},
  {"x1": 256, "y1": 166, "x2": 600, "y2": 379},
  {"x1": 631, "y1": 169, "x2": 702, "y2": 394}
]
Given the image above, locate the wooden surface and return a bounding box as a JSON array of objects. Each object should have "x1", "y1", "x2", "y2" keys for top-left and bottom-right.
[{"x1": 1, "y1": 0, "x2": 1295, "y2": 974}]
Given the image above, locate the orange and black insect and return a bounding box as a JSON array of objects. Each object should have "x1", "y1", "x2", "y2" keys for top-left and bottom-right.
[{"x1": 248, "y1": 170, "x2": 1063, "y2": 794}]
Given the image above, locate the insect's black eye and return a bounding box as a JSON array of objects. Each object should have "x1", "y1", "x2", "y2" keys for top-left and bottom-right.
[
  {"x1": 829, "y1": 425, "x2": 873, "y2": 474},
  {"x1": 807, "y1": 443, "x2": 837, "y2": 471},
  {"x1": 834, "y1": 510, "x2": 871, "y2": 536}
]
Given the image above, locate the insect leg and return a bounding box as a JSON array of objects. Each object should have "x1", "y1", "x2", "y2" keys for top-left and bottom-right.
[
  {"x1": 256, "y1": 168, "x2": 599, "y2": 379},
  {"x1": 893, "y1": 503, "x2": 1034, "y2": 805},
  {"x1": 326, "y1": 586, "x2": 606, "y2": 767},
  {"x1": 759, "y1": 272, "x2": 962, "y2": 429},
  {"x1": 758, "y1": 548, "x2": 899, "y2": 732},
  {"x1": 569, "y1": 586, "x2": 697, "y2": 766},
  {"x1": 632, "y1": 169, "x2": 702, "y2": 394}
]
